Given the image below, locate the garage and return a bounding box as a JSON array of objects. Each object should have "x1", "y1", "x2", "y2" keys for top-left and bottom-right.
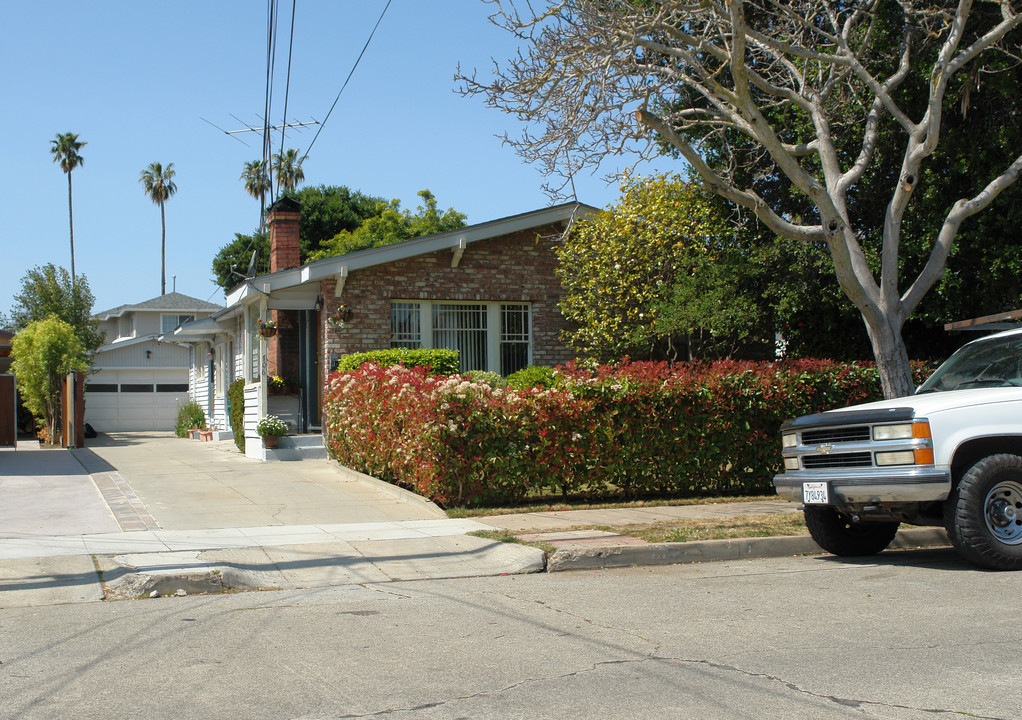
[{"x1": 84, "y1": 368, "x2": 191, "y2": 432}]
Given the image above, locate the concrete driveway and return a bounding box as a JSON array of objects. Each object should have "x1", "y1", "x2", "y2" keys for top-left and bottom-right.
[
  {"x1": 68, "y1": 432, "x2": 445, "y2": 531},
  {"x1": 0, "y1": 443, "x2": 121, "y2": 538}
]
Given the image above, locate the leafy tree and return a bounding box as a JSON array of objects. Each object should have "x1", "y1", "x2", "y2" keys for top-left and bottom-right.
[
  {"x1": 272, "y1": 148, "x2": 305, "y2": 194},
  {"x1": 10, "y1": 264, "x2": 104, "y2": 355},
  {"x1": 289, "y1": 185, "x2": 385, "y2": 258},
  {"x1": 211, "y1": 232, "x2": 270, "y2": 289},
  {"x1": 11, "y1": 316, "x2": 90, "y2": 444},
  {"x1": 139, "y1": 162, "x2": 178, "y2": 296},
  {"x1": 210, "y1": 185, "x2": 383, "y2": 289},
  {"x1": 50, "y1": 132, "x2": 86, "y2": 281},
  {"x1": 311, "y1": 189, "x2": 467, "y2": 260},
  {"x1": 558, "y1": 174, "x2": 776, "y2": 361},
  {"x1": 461, "y1": 2, "x2": 1022, "y2": 398},
  {"x1": 240, "y1": 159, "x2": 271, "y2": 234}
]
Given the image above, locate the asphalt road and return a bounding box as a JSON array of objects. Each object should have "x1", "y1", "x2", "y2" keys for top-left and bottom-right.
[{"x1": 1, "y1": 547, "x2": 1017, "y2": 720}]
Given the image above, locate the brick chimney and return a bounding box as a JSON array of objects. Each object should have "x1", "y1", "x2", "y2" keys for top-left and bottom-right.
[{"x1": 268, "y1": 196, "x2": 302, "y2": 273}]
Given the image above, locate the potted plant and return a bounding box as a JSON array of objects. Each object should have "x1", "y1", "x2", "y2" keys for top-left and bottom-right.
[
  {"x1": 257, "y1": 318, "x2": 277, "y2": 337},
  {"x1": 267, "y1": 375, "x2": 287, "y2": 394},
  {"x1": 256, "y1": 414, "x2": 288, "y2": 449}
]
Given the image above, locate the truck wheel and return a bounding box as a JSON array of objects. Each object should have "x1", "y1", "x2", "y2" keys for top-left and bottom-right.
[
  {"x1": 803, "y1": 507, "x2": 900, "y2": 557},
  {"x1": 945, "y1": 454, "x2": 1022, "y2": 570}
]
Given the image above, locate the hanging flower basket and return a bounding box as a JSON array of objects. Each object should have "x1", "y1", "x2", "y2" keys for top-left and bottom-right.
[{"x1": 257, "y1": 318, "x2": 278, "y2": 337}]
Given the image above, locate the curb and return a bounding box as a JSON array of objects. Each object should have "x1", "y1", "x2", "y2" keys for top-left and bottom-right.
[{"x1": 545, "y1": 527, "x2": 951, "y2": 572}]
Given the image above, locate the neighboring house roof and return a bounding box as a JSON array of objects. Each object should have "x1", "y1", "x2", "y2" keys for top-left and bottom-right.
[
  {"x1": 95, "y1": 334, "x2": 164, "y2": 353},
  {"x1": 224, "y1": 201, "x2": 598, "y2": 307},
  {"x1": 95, "y1": 292, "x2": 223, "y2": 320},
  {"x1": 0, "y1": 329, "x2": 13, "y2": 359}
]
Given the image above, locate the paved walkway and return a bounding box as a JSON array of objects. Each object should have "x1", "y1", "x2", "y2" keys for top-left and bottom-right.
[{"x1": 0, "y1": 433, "x2": 952, "y2": 608}]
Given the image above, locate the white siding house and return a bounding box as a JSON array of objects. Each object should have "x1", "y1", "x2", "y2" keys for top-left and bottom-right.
[{"x1": 87, "y1": 292, "x2": 223, "y2": 432}]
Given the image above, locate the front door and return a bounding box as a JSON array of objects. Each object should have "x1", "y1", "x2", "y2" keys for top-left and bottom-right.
[
  {"x1": 0, "y1": 375, "x2": 15, "y2": 448},
  {"x1": 298, "y1": 310, "x2": 320, "y2": 430}
]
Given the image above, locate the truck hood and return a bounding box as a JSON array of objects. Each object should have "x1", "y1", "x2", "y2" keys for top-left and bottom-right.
[{"x1": 826, "y1": 386, "x2": 1022, "y2": 417}]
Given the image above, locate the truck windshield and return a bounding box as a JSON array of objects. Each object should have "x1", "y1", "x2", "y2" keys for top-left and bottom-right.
[{"x1": 917, "y1": 334, "x2": 1022, "y2": 393}]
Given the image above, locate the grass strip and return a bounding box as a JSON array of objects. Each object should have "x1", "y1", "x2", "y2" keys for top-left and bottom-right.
[
  {"x1": 597, "y1": 513, "x2": 809, "y2": 544},
  {"x1": 447, "y1": 494, "x2": 776, "y2": 519}
]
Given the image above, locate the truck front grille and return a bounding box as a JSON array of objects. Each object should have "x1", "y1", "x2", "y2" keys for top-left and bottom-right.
[
  {"x1": 801, "y1": 426, "x2": 871, "y2": 444},
  {"x1": 802, "y1": 452, "x2": 873, "y2": 469}
]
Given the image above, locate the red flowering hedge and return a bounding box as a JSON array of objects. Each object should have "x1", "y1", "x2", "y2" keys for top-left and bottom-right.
[{"x1": 322, "y1": 360, "x2": 933, "y2": 508}]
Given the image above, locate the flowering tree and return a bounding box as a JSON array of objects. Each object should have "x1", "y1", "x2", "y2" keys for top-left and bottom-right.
[{"x1": 459, "y1": 0, "x2": 1022, "y2": 398}]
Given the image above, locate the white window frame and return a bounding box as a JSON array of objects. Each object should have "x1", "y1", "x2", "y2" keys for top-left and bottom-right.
[
  {"x1": 390, "y1": 300, "x2": 532, "y2": 374},
  {"x1": 161, "y1": 313, "x2": 195, "y2": 335}
]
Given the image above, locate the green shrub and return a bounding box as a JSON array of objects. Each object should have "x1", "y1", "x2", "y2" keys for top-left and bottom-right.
[
  {"x1": 321, "y1": 359, "x2": 935, "y2": 508},
  {"x1": 336, "y1": 348, "x2": 460, "y2": 375},
  {"x1": 228, "y1": 379, "x2": 246, "y2": 452},
  {"x1": 175, "y1": 401, "x2": 206, "y2": 438},
  {"x1": 464, "y1": 370, "x2": 506, "y2": 388},
  {"x1": 505, "y1": 365, "x2": 558, "y2": 390}
]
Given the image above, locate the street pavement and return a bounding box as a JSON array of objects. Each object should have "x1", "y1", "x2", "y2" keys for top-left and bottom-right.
[{"x1": 0, "y1": 433, "x2": 951, "y2": 608}]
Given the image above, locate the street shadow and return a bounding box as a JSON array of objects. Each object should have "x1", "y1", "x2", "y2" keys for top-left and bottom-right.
[
  {"x1": 68, "y1": 447, "x2": 117, "y2": 474},
  {"x1": 84, "y1": 432, "x2": 173, "y2": 448},
  {"x1": 811, "y1": 545, "x2": 982, "y2": 572}
]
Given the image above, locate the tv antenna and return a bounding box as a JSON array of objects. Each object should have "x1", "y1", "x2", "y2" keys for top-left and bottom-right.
[{"x1": 200, "y1": 116, "x2": 319, "y2": 147}]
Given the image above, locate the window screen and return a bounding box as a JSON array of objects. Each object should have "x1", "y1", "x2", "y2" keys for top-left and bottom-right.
[
  {"x1": 390, "y1": 302, "x2": 422, "y2": 349},
  {"x1": 433, "y1": 303, "x2": 488, "y2": 373},
  {"x1": 500, "y1": 304, "x2": 531, "y2": 375}
]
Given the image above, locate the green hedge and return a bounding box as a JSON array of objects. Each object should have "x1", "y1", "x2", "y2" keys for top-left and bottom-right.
[
  {"x1": 228, "y1": 379, "x2": 246, "y2": 452},
  {"x1": 336, "y1": 348, "x2": 460, "y2": 375},
  {"x1": 322, "y1": 359, "x2": 936, "y2": 508}
]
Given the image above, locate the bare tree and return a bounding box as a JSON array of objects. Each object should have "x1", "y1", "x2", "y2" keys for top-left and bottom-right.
[{"x1": 459, "y1": 0, "x2": 1022, "y2": 398}]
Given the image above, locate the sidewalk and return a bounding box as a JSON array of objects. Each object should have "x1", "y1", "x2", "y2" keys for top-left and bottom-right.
[{"x1": 0, "y1": 436, "x2": 952, "y2": 608}]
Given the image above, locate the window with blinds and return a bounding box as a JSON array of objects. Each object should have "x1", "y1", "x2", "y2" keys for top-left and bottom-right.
[
  {"x1": 500, "y1": 304, "x2": 531, "y2": 375},
  {"x1": 390, "y1": 301, "x2": 531, "y2": 375},
  {"x1": 390, "y1": 302, "x2": 421, "y2": 349},
  {"x1": 433, "y1": 303, "x2": 488, "y2": 373}
]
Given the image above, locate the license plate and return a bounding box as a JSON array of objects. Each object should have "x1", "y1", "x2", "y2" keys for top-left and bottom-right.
[{"x1": 803, "y1": 481, "x2": 830, "y2": 505}]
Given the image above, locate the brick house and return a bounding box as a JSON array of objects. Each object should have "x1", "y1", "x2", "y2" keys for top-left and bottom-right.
[{"x1": 174, "y1": 197, "x2": 595, "y2": 459}]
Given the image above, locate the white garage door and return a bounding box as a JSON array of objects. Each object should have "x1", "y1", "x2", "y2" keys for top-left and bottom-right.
[{"x1": 84, "y1": 369, "x2": 191, "y2": 432}]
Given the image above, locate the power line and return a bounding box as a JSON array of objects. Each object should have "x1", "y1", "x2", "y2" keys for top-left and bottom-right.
[
  {"x1": 302, "y1": 0, "x2": 392, "y2": 163},
  {"x1": 276, "y1": 0, "x2": 298, "y2": 197},
  {"x1": 264, "y1": 0, "x2": 278, "y2": 204}
]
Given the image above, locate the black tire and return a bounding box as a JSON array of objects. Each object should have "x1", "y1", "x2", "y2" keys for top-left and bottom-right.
[
  {"x1": 945, "y1": 454, "x2": 1022, "y2": 571},
  {"x1": 804, "y1": 506, "x2": 900, "y2": 557}
]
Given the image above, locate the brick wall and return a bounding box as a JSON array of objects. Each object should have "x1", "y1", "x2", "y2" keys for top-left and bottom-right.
[
  {"x1": 269, "y1": 208, "x2": 301, "y2": 274},
  {"x1": 318, "y1": 223, "x2": 575, "y2": 388}
]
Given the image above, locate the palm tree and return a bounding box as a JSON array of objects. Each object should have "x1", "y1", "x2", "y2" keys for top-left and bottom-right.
[
  {"x1": 139, "y1": 162, "x2": 178, "y2": 295},
  {"x1": 272, "y1": 148, "x2": 305, "y2": 194},
  {"x1": 240, "y1": 159, "x2": 271, "y2": 234},
  {"x1": 50, "y1": 132, "x2": 86, "y2": 281}
]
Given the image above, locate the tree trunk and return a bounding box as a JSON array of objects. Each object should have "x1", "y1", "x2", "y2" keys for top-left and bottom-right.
[
  {"x1": 67, "y1": 173, "x2": 75, "y2": 282},
  {"x1": 160, "y1": 201, "x2": 166, "y2": 295},
  {"x1": 862, "y1": 313, "x2": 915, "y2": 399}
]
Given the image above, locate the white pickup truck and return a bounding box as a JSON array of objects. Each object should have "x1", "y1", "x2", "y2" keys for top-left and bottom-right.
[{"x1": 774, "y1": 328, "x2": 1022, "y2": 570}]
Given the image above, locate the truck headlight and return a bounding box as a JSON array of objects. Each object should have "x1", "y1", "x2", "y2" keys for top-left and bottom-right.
[
  {"x1": 874, "y1": 421, "x2": 932, "y2": 441},
  {"x1": 873, "y1": 423, "x2": 913, "y2": 441},
  {"x1": 782, "y1": 433, "x2": 797, "y2": 448},
  {"x1": 784, "y1": 457, "x2": 800, "y2": 470}
]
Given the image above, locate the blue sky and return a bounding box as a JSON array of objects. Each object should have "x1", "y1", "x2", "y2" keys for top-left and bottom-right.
[{"x1": 1, "y1": 1, "x2": 674, "y2": 316}]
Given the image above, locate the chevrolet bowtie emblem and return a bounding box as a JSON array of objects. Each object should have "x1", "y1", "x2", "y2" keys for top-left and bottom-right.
[{"x1": 817, "y1": 444, "x2": 833, "y2": 454}]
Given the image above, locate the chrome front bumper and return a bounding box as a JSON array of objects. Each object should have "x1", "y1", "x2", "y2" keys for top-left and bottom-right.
[{"x1": 773, "y1": 467, "x2": 952, "y2": 505}]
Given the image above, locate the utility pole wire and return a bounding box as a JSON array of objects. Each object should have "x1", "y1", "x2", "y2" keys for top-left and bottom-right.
[
  {"x1": 276, "y1": 0, "x2": 298, "y2": 196},
  {"x1": 302, "y1": 0, "x2": 392, "y2": 163}
]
